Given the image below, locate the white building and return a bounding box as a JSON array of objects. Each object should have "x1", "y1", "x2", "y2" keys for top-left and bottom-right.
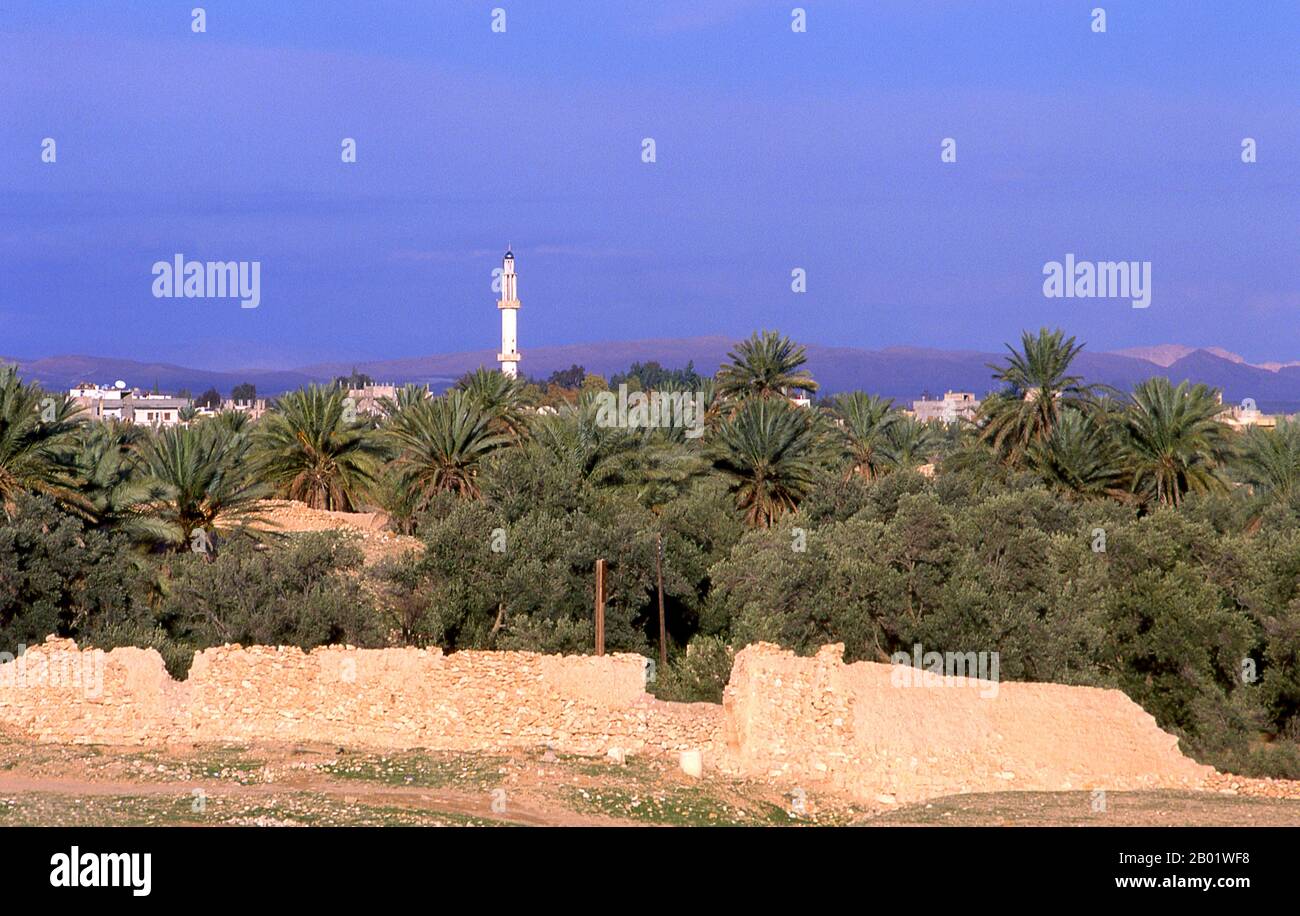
[
  {"x1": 346, "y1": 384, "x2": 401, "y2": 416},
  {"x1": 1218, "y1": 393, "x2": 1277, "y2": 430},
  {"x1": 68, "y1": 382, "x2": 189, "y2": 427},
  {"x1": 128, "y1": 398, "x2": 188, "y2": 427},
  {"x1": 69, "y1": 382, "x2": 128, "y2": 421},
  {"x1": 911, "y1": 390, "x2": 980, "y2": 424},
  {"x1": 192, "y1": 397, "x2": 269, "y2": 420},
  {"x1": 497, "y1": 248, "x2": 522, "y2": 378}
]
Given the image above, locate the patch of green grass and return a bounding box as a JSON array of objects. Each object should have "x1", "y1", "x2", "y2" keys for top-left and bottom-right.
[
  {"x1": 314, "y1": 750, "x2": 507, "y2": 789},
  {"x1": 0, "y1": 731, "x2": 80, "y2": 771},
  {"x1": 0, "y1": 793, "x2": 206, "y2": 826},
  {"x1": 0, "y1": 791, "x2": 511, "y2": 827},
  {"x1": 224, "y1": 797, "x2": 512, "y2": 827},
  {"x1": 561, "y1": 782, "x2": 794, "y2": 826},
  {"x1": 563, "y1": 753, "x2": 661, "y2": 780},
  {"x1": 115, "y1": 745, "x2": 268, "y2": 785}
]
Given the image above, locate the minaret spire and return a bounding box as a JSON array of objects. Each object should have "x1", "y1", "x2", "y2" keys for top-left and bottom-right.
[{"x1": 497, "y1": 248, "x2": 521, "y2": 378}]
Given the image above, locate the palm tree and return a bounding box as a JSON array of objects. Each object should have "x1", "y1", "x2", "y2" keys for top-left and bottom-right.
[
  {"x1": 710, "y1": 397, "x2": 823, "y2": 527},
  {"x1": 878, "y1": 415, "x2": 943, "y2": 472},
  {"x1": 63, "y1": 422, "x2": 175, "y2": 545},
  {"x1": 832, "y1": 392, "x2": 897, "y2": 480},
  {"x1": 0, "y1": 367, "x2": 85, "y2": 514},
  {"x1": 1238, "y1": 419, "x2": 1300, "y2": 498},
  {"x1": 141, "y1": 423, "x2": 266, "y2": 551},
  {"x1": 526, "y1": 395, "x2": 643, "y2": 486},
  {"x1": 1122, "y1": 378, "x2": 1233, "y2": 507},
  {"x1": 457, "y1": 368, "x2": 531, "y2": 438},
  {"x1": 697, "y1": 377, "x2": 723, "y2": 428},
  {"x1": 600, "y1": 435, "x2": 709, "y2": 668},
  {"x1": 254, "y1": 385, "x2": 385, "y2": 511},
  {"x1": 386, "y1": 391, "x2": 511, "y2": 503},
  {"x1": 378, "y1": 383, "x2": 431, "y2": 420},
  {"x1": 979, "y1": 328, "x2": 1100, "y2": 464},
  {"x1": 384, "y1": 381, "x2": 431, "y2": 410},
  {"x1": 618, "y1": 381, "x2": 710, "y2": 445},
  {"x1": 208, "y1": 409, "x2": 251, "y2": 434},
  {"x1": 716, "y1": 330, "x2": 819, "y2": 403},
  {"x1": 1025, "y1": 407, "x2": 1127, "y2": 500}
]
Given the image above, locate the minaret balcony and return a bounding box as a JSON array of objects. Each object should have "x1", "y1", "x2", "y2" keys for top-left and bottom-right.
[
  {"x1": 497, "y1": 299, "x2": 521, "y2": 310},
  {"x1": 497, "y1": 352, "x2": 523, "y2": 362}
]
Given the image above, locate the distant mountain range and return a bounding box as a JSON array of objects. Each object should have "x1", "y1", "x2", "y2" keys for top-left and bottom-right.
[
  {"x1": 7, "y1": 337, "x2": 1300, "y2": 413},
  {"x1": 1110, "y1": 344, "x2": 1300, "y2": 373}
]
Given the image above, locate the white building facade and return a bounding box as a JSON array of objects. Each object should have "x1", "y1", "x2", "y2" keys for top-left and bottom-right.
[{"x1": 911, "y1": 390, "x2": 980, "y2": 424}]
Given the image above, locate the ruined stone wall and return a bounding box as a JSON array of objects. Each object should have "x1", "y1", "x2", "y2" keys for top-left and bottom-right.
[
  {"x1": 721, "y1": 643, "x2": 1212, "y2": 804},
  {"x1": 0, "y1": 637, "x2": 723, "y2": 756},
  {"x1": 0, "y1": 642, "x2": 178, "y2": 745},
  {"x1": 0, "y1": 637, "x2": 1212, "y2": 805}
]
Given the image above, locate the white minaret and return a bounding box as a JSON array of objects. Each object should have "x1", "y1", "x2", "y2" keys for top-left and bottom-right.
[{"x1": 497, "y1": 248, "x2": 521, "y2": 378}]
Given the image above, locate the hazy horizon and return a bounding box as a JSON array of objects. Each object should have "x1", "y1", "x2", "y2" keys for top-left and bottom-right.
[{"x1": 4, "y1": 333, "x2": 1290, "y2": 376}]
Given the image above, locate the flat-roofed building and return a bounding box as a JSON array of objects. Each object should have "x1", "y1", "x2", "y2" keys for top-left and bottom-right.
[
  {"x1": 68, "y1": 383, "x2": 190, "y2": 426},
  {"x1": 1219, "y1": 395, "x2": 1278, "y2": 430},
  {"x1": 221, "y1": 397, "x2": 267, "y2": 420},
  {"x1": 347, "y1": 384, "x2": 401, "y2": 416},
  {"x1": 911, "y1": 390, "x2": 980, "y2": 424},
  {"x1": 125, "y1": 397, "x2": 188, "y2": 427}
]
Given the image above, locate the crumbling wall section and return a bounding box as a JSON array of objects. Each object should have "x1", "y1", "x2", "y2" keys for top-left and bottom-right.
[
  {"x1": 0, "y1": 637, "x2": 722, "y2": 756},
  {"x1": 721, "y1": 642, "x2": 1212, "y2": 803},
  {"x1": 0, "y1": 637, "x2": 1213, "y2": 805}
]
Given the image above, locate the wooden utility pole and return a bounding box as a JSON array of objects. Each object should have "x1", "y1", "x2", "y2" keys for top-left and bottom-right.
[
  {"x1": 656, "y1": 533, "x2": 667, "y2": 671},
  {"x1": 594, "y1": 558, "x2": 607, "y2": 656}
]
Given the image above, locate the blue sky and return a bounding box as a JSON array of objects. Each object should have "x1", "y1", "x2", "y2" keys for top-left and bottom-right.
[{"x1": 1, "y1": 0, "x2": 1297, "y2": 369}]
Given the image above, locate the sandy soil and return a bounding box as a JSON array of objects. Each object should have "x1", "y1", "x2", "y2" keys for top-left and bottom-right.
[
  {"x1": 863, "y1": 789, "x2": 1300, "y2": 827},
  {"x1": 2, "y1": 730, "x2": 1298, "y2": 827},
  {"x1": 0, "y1": 729, "x2": 856, "y2": 827}
]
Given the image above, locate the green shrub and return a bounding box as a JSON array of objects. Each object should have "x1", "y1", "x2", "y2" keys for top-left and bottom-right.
[
  {"x1": 1207, "y1": 740, "x2": 1300, "y2": 780},
  {"x1": 650, "y1": 636, "x2": 735, "y2": 704},
  {"x1": 144, "y1": 531, "x2": 383, "y2": 675},
  {"x1": 0, "y1": 494, "x2": 143, "y2": 647}
]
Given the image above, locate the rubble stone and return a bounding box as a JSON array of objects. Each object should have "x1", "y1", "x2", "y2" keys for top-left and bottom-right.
[{"x1": 0, "y1": 637, "x2": 1232, "y2": 805}]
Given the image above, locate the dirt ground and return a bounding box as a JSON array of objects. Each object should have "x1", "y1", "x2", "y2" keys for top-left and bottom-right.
[
  {"x1": 249, "y1": 500, "x2": 422, "y2": 566},
  {"x1": 2, "y1": 730, "x2": 1298, "y2": 827}
]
